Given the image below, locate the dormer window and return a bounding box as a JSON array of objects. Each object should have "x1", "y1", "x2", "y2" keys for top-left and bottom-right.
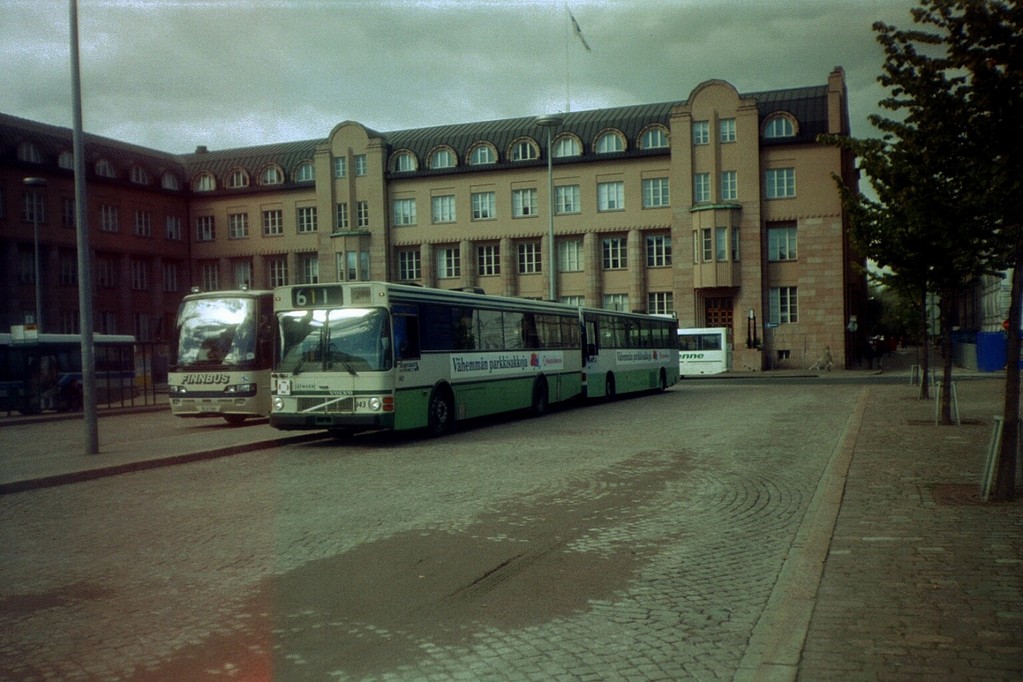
[
  {"x1": 391, "y1": 151, "x2": 417, "y2": 173},
  {"x1": 161, "y1": 172, "x2": 180, "y2": 190},
  {"x1": 227, "y1": 168, "x2": 249, "y2": 188},
  {"x1": 192, "y1": 172, "x2": 216, "y2": 192},
  {"x1": 639, "y1": 126, "x2": 669, "y2": 150},
  {"x1": 17, "y1": 142, "x2": 42, "y2": 163},
  {"x1": 58, "y1": 150, "x2": 74, "y2": 169},
  {"x1": 259, "y1": 166, "x2": 283, "y2": 185},
  {"x1": 95, "y1": 158, "x2": 116, "y2": 178},
  {"x1": 595, "y1": 130, "x2": 626, "y2": 154},
  {"x1": 130, "y1": 165, "x2": 150, "y2": 185},
  {"x1": 469, "y1": 143, "x2": 497, "y2": 166},
  {"x1": 429, "y1": 147, "x2": 456, "y2": 169},
  {"x1": 763, "y1": 114, "x2": 796, "y2": 138},
  {"x1": 553, "y1": 135, "x2": 582, "y2": 158},
  {"x1": 294, "y1": 161, "x2": 315, "y2": 182},
  {"x1": 509, "y1": 139, "x2": 539, "y2": 161}
]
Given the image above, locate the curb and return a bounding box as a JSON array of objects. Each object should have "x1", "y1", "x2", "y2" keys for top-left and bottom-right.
[{"x1": 0, "y1": 431, "x2": 330, "y2": 495}]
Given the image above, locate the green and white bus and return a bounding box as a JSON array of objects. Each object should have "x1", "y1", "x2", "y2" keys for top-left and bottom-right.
[
  {"x1": 581, "y1": 308, "x2": 680, "y2": 398},
  {"x1": 270, "y1": 282, "x2": 584, "y2": 436}
]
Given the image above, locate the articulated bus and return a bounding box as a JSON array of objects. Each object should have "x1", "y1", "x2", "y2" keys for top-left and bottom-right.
[
  {"x1": 269, "y1": 282, "x2": 678, "y2": 436},
  {"x1": 0, "y1": 330, "x2": 136, "y2": 414},
  {"x1": 168, "y1": 289, "x2": 275, "y2": 425},
  {"x1": 677, "y1": 327, "x2": 732, "y2": 376}
]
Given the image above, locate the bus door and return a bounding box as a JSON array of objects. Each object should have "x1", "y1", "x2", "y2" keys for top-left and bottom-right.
[
  {"x1": 583, "y1": 317, "x2": 599, "y2": 364},
  {"x1": 391, "y1": 304, "x2": 420, "y2": 363}
]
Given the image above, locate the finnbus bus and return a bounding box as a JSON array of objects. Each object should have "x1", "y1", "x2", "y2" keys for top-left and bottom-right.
[
  {"x1": 168, "y1": 289, "x2": 275, "y2": 425},
  {"x1": 269, "y1": 282, "x2": 678, "y2": 436}
]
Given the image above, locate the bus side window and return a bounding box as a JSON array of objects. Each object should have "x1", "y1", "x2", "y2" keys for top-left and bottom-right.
[{"x1": 394, "y1": 315, "x2": 420, "y2": 361}]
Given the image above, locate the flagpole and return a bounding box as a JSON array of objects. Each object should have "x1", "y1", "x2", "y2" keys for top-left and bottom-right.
[{"x1": 564, "y1": 4, "x2": 571, "y2": 112}]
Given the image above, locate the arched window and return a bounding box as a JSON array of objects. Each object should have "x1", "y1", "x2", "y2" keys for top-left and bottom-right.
[
  {"x1": 95, "y1": 158, "x2": 116, "y2": 178},
  {"x1": 509, "y1": 138, "x2": 539, "y2": 161},
  {"x1": 595, "y1": 130, "x2": 626, "y2": 154},
  {"x1": 391, "y1": 151, "x2": 417, "y2": 173},
  {"x1": 161, "y1": 172, "x2": 180, "y2": 190},
  {"x1": 192, "y1": 171, "x2": 216, "y2": 192},
  {"x1": 294, "y1": 161, "x2": 315, "y2": 182},
  {"x1": 130, "y1": 165, "x2": 150, "y2": 185},
  {"x1": 259, "y1": 166, "x2": 283, "y2": 185},
  {"x1": 429, "y1": 147, "x2": 456, "y2": 169},
  {"x1": 469, "y1": 143, "x2": 497, "y2": 166},
  {"x1": 639, "y1": 126, "x2": 669, "y2": 149},
  {"x1": 553, "y1": 135, "x2": 582, "y2": 158},
  {"x1": 763, "y1": 115, "x2": 796, "y2": 139},
  {"x1": 17, "y1": 142, "x2": 42, "y2": 163},
  {"x1": 227, "y1": 168, "x2": 249, "y2": 188}
]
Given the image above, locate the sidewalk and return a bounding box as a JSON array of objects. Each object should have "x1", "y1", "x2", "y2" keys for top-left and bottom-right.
[
  {"x1": 801, "y1": 374, "x2": 1022, "y2": 680},
  {"x1": 0, "y1": 404, "x2": 327, "y2": 495}
]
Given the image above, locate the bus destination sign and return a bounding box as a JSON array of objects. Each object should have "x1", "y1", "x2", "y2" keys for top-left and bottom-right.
[{"x1": 291, "y1": 285, "x2": 345, "y2": 307}]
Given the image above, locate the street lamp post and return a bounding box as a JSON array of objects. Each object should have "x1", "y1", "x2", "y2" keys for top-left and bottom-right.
[
  {"x1": 23, "y1": 177, "x2": 47, "y2": 332},
  {"x1": 536, "y1": 114, "x2": 563, "y2": 302}
]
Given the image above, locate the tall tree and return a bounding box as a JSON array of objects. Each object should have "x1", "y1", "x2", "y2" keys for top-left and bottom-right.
[
  {"x1": 823, "y1": 0, "x2": 1009, "y2": 422},
  {"x1": 827, "y1": 0, "x2": 1021, "y2": 497},
  {"x1": 925, "y1": 0, "x2": 1022, "y2": 500}
]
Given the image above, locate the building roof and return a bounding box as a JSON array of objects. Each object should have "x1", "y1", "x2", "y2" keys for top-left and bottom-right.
[{"x1": 1, "y1": 80, "x2": 833, "y2": 188}]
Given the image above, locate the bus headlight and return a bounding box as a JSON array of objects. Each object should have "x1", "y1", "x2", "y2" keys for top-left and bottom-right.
[
  {"x1": 368, "y1": 397, "x2": 382, "y2": 411},
  {"x1": 272, "y1": 397, "x2": 284, "y2": 412},
  {"x1": 224, "y1": 383, "x2": 255, "y2": 394}
]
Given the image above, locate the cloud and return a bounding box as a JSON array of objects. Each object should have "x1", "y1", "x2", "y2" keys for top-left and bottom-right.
[{"x1": 1, "y1": 0, "x2": 920, "y2": 151}]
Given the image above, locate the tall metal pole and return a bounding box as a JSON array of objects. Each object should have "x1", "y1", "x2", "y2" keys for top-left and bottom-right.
[
  {"x1": 23, "y1": 177, "x2": 47, "y2": 332},
  {"x1": 536, "y1": 114, "x2": 562, "y2": 302},
  {"x1": 70, "y1": 0, "x2": 98, "y2": 454}
]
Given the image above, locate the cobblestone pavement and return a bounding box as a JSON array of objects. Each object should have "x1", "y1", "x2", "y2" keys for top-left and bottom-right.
[
  {"x1": 0, "y1": 371, "x2": 1018, "y2": 681},
  {"x1": 799, "y1": 377, "x2": 1023, "y2": 681}
]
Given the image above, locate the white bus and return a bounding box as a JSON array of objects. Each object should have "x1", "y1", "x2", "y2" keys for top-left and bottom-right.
[
  {"x1": 677, "y1": 327, "x2": 732, "y2": 376},
  {"x1": 269, "y1": 282, "x2": 679, "y2": 436},
  {"x1": 168, "y1": 289, "x2": 275, "y2": 425}
]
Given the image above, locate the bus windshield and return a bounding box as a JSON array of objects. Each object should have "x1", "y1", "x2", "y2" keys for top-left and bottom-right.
[
  {"x1": 278, "y1": 308, "x2": 392, "y2": 374},
  {"x1": 173, "y1": 297, "x2": 260, "y2": 368}
]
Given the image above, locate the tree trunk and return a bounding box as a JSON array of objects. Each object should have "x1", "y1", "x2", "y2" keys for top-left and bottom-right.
[
  {"x1": 992, "y1": 261, "x2": 1022, "y2": 501},
  {"x1": 919, "y1": 288, "x2": 930, "y2": 400},
  {"x1": 940, "y1": 298, "x2": 954, "y2": 425}
]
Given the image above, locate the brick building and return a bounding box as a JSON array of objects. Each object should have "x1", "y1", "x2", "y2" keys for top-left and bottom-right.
[{"x1": 0, "y1": 67, "x2": 864, "y2": 369}]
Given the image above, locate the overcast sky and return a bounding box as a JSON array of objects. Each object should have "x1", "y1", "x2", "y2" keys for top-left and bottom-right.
[{"x1": 2, "y1": 0, "x2": 922, "y2": 155}]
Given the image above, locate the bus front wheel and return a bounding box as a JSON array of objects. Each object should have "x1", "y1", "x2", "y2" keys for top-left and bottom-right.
[
  {"x1": 223, "y1": 415, "x2": 248, "y2": 426},
  {"x1": 530, "y1": 376, "x2": 549, "y2": 417},
  {"x1": 604, "y1": 374, "x2": 617, "y2": 400},
  {"x1": 427, "y1": 386, "x2": 455, "y2": 436}
]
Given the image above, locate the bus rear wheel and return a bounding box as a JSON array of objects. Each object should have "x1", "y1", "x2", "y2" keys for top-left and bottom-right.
[{"x1": 427, "y1": 386, "x2": 455, "y2": 436}]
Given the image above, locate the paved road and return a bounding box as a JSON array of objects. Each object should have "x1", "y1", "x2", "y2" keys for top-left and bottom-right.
[
  {"x1": 2, "y1": 373, "x2": 1020, "y2": 681},
  {"x1": 0, "y1": 381, "x2": 864, "y2": 680}
]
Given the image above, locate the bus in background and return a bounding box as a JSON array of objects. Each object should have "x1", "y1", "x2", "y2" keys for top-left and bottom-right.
[
  {"x1": 580, "y1": 309, "x2": 679, "y2": 399},
  {"x1": 0, "y1": 329, "x2": 136, "y2": 414},
  {"x1": 168, "y1": 289, "x2": 275, "y2": 425},
  {"x1": 270, "y1": 282, "x2": 583, "y2": 437},
  {"x1": 677, "y1": 327, "x2": 732, "y2": 376}
]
